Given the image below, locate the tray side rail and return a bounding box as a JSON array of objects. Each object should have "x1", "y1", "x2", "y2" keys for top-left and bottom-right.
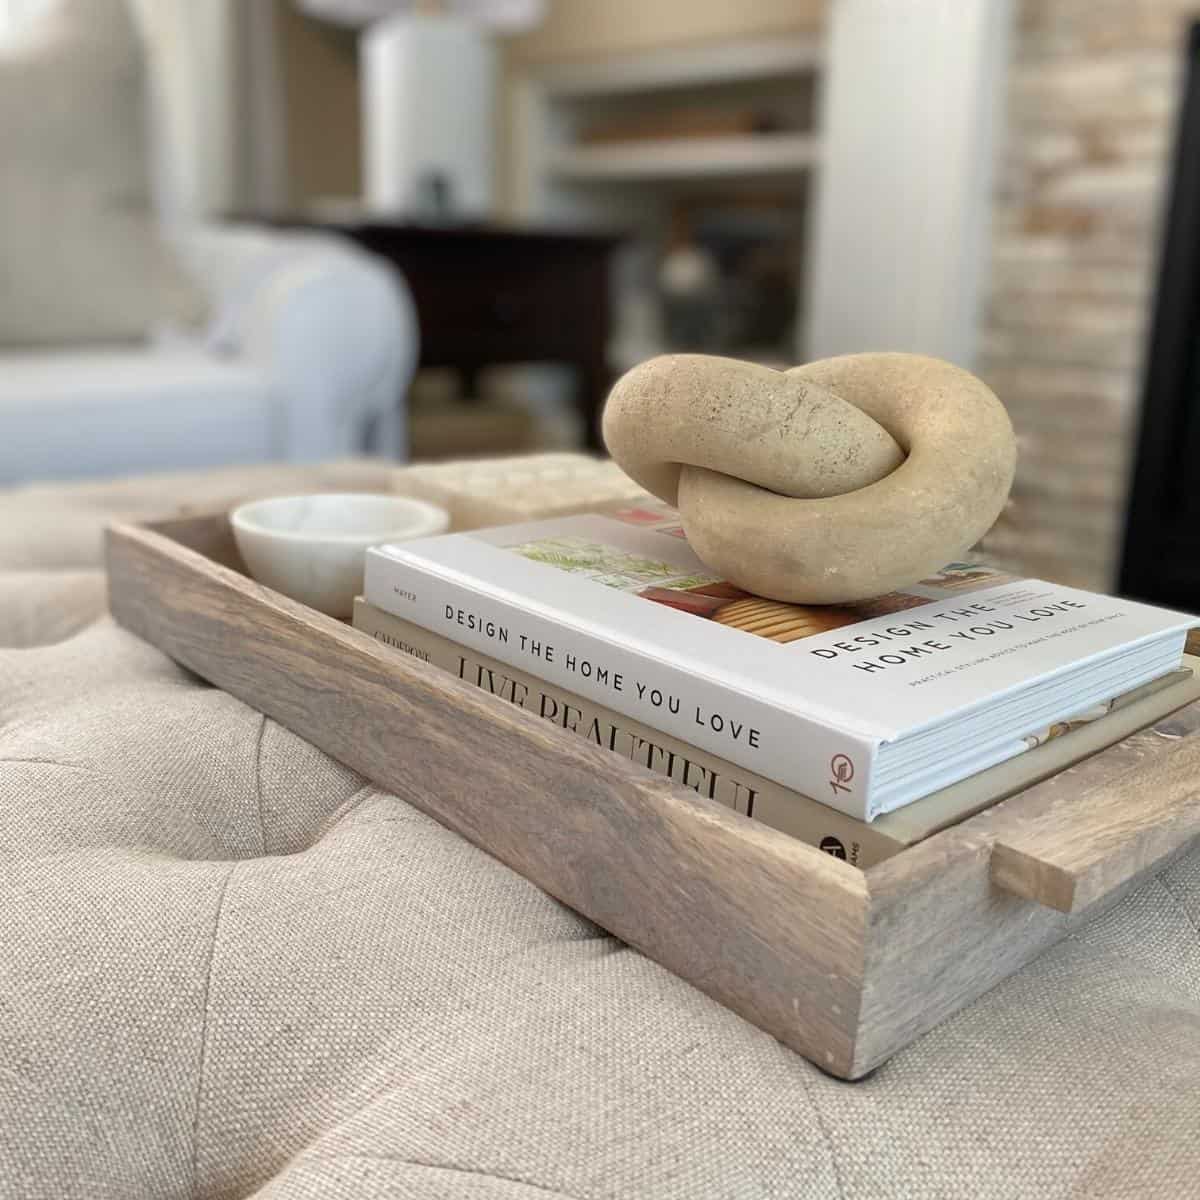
[
  {"x1": 988, "y1": 717, "x2": 1200, "y2": 912},
  {"x1": 854, "y1": 701, "x2": 1200, "y2": 1077}
]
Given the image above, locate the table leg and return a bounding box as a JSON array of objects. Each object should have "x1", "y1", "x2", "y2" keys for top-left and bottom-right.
[{"x1": 579, "y1": 356, "x2": 610, "y2": 452}]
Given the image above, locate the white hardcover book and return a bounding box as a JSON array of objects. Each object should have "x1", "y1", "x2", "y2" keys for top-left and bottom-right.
[{"x1": 364, "y1": 504, "x2": 1196, "y2": 820}]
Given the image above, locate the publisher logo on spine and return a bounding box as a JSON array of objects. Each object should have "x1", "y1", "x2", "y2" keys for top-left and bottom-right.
[{"x1": 829, "y1": 753, "x2": 855, "y2": 797}]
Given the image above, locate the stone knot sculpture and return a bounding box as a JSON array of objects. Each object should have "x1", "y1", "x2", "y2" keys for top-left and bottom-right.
[{"x1": 602, "y1": 352, "x2": 1017, "y2": 604}]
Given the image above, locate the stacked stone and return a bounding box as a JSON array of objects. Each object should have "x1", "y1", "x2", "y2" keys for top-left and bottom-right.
[{"x1": 978, "y1": 0, "x2": 1198, "y2": 589}]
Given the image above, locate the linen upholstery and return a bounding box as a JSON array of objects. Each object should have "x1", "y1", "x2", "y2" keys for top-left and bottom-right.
[
  {"x1": 0, "y1": 569, "x2": 106, "y2": 648},
  {"x1": 1, "y1": 465, "x2": 1198, "y2": 1198},
  {"x1": 0, "y1": 0, "x2": 206, "y2": 346}
]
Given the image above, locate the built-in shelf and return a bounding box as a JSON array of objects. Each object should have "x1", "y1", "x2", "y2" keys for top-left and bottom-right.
[
  {"x1": 530, "y1": 38, "x2": 825, "y2": 97},
  {"x1": 508, "y1": 35, "x2": 824, "y2": 371},
  {"x1": 546, "y1": 134, "x2": 821, "y2": 183}
]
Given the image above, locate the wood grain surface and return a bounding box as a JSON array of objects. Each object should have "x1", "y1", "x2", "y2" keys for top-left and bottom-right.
[
  {"x1": 854, "y1": 700, "x2": 1200, "y2": 1077},
  {"x1": 989, "y1": 702, "x2": 1200, "y2": 912},
  {"x1": 106, "y1": 517, "x2": 870, "y2": 1077},
  {"x1": 106, "y1": 513, "x2": 1200, "y2": 1080}
]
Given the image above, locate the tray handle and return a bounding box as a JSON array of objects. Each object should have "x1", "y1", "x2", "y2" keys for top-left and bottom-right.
[{"x1": 989, "y1": 732, "x2": 1200, "y2": 914}]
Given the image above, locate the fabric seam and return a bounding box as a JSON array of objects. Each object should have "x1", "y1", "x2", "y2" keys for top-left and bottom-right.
[
  {"x1": 1157, "y1": 872, "x2": 1200, "y2": 939},
  {"x1": 191, "y1": 862, "x2": 238, "y2": 1199},
  {"x1": 797, "y1": 1069, "x2": 849, "y2": 1200},
  {"x1": 278, "y1": 1152, "x2": 583, "y2": 1199},
  {"x1": 254, "y1": 716, "x2": 268, "y2": 855}
]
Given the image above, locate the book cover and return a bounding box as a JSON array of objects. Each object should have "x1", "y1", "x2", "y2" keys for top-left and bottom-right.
[
  {"x1": 353, "y1": 598, "x2": 1199, "y2": 868},
  {"x1": 364, "y1": 503, "x2": 1195, "y2": 819}
]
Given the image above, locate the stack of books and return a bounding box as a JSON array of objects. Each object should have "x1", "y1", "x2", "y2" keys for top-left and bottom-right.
[{"x1": 356, "y1": 500, "x2": 1198, "y2": 866}]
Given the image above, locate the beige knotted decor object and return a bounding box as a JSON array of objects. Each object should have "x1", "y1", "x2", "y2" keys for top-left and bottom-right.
[{"x1": 602, "y1": 352, "x2": 1017, "y2": 604}]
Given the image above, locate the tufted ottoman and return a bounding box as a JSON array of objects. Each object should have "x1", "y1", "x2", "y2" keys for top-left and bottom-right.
[{"x1": 1, "y1": 463, "x2": 1199, "y2": 1199}]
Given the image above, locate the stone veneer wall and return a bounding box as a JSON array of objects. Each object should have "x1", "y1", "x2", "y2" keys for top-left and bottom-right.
[{"x1": 979, "y1": 0, "x2": 1200, "y2": 590}]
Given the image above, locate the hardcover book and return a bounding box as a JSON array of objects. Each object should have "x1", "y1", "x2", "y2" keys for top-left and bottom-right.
[
  {"x1": 353, "y1": 597, "x2": 1200, "y2": 866},
  {"x1": 363, "y1": 503, "x2": 1197, "y2": 820}
]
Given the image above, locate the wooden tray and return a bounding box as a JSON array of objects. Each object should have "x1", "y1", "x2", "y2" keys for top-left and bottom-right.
[{"x1": 106, "y1": 513, "x2": 1200, "y2": 1079}]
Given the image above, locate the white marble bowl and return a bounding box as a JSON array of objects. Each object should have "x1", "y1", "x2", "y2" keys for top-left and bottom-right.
[{"x1": 231, "y1": 493, "x2": 449, "y2": 619}]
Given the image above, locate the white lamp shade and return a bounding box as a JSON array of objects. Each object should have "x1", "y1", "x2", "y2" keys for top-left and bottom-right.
[
  {"x1": 361, "y1": 13, "x2": 496, "y2": 217},
  {"x1": 295, "y1": 0, "x2": 546, "y2": 31}
]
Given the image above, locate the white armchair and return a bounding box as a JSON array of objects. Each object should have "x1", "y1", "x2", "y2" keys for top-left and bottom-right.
[
  {"x1": 0, "y1": 223, "x2": 417, "y2": 485},
  {"x1": 0, "y1": 0, "x2": 421, "y2": 486},
  {"x1": 177, "y1": 222, "x2": 418, "y2": 463}
]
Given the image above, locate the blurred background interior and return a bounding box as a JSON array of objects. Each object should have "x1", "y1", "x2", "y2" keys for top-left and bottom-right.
[{"x1": 1, "y1": 0, "x2": 1198, "y2": 607}]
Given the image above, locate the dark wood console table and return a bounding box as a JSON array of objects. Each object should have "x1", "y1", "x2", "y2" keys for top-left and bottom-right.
[{"x1": 256, "y1": 218, "x2": 622, "y2": 451}]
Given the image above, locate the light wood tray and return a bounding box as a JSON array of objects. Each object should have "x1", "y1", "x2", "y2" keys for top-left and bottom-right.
[{"x1": 106, "y1": 513, "x2": 1200, "y2": 1079}]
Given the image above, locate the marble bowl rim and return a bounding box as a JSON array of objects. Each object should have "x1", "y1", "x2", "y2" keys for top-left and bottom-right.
[{"x1": 230, "y1": 492, "x2": 450, "y2": 547}]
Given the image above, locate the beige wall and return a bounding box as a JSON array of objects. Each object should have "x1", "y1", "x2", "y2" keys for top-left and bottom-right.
[
  {"x1": 270, "y1": 2, "x2": 826, "y2": 207},
  {"x1": 500, "y1": 1, "x2": 825, "y2": 212},
  {"x1": 978, "y1": 0, "x2": 1199, "y2": 590},
  {"x1": 274, "y1": 0, "x2": 361, "y2": 205},
  {"x1": 505, "y1": 0, "x2": 824, "y2": 63}
]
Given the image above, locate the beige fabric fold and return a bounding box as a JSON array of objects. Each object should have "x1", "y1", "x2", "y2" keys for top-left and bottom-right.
[{"x1": 0, "y1": 569, "x2": 107, "y2": 647}]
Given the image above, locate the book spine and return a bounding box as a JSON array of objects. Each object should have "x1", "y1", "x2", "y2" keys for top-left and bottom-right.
[
  {"x1": 363, "y1": 551, "x2": 882, "y2": 820},
  {"x1": 353, "y1": 599, "x2": 906, "y2": 868}
]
